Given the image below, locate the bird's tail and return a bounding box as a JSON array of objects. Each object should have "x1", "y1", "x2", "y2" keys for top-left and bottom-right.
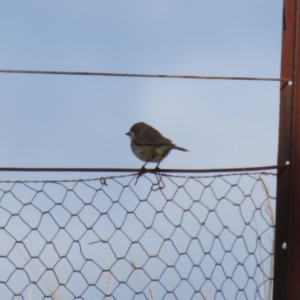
[{"x1": 174, "y1": 146, "x2": 188, "y2": 152}]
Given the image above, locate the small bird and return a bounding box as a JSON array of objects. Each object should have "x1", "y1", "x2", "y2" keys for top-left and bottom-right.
[{"x1": 126, "y1": 122, "x2": 188, "y2": 169}]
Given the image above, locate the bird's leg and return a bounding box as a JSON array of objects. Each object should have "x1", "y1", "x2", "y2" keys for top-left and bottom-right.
[
  {"x1": 141, "y1": 161, "x2": 149, "y2": 170},
  {"x1": 154, "y1": 162, "x2": 161, "y2": 172},
  {"x1": 136, "y1": 155, "x2": 157, "y2": 185}
]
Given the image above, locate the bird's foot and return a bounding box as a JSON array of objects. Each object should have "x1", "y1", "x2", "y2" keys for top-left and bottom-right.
[{"x1": 154, "y1": 165, "x2": 160, "y2": 172}]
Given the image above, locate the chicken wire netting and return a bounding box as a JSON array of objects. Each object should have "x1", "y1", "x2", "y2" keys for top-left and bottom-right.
[{"x1": 0, "y1": 172, "x2": 276, "y2": 300}]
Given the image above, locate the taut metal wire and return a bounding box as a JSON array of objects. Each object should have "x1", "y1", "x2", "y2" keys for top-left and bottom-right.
[
  {"x1": 0, "y1": 68, "x2": 291, "y2": 82},
  {"x1": 0, "y1": 165, "x2": 286, "y2": 173}
]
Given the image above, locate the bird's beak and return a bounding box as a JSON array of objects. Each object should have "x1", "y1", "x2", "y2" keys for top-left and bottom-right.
[{"x1": 125, "y1": 132, "x2": 130, "y2": 136}]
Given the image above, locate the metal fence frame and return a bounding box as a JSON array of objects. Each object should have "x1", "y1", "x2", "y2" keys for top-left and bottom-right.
[{"x1": 273, "y1": 0, "x2": 300, "y2": 299}]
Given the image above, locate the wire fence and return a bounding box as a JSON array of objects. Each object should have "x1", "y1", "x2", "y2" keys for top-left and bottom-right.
[{"x1": 0, "y1": 171, "x2": 276, "y2": 300}]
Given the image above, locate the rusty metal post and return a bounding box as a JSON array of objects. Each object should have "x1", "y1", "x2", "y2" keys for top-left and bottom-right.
[{"x1": 274, "y1": 0, "x2": 300, "y2": 299}]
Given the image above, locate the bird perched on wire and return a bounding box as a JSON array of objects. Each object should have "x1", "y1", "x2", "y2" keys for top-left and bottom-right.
[{"x1": 126, "y1": 122, "x2": 188, "y2": 170}]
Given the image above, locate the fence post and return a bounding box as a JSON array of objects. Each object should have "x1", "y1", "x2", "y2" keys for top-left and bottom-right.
[{"x1": 274, "y1": 0, "x2": 300, "y2": 299}]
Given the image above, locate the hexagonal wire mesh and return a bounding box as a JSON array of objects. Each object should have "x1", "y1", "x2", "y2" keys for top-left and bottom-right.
[{"x1": 0, "y1": 171, "x2": 276, "y2": 300}]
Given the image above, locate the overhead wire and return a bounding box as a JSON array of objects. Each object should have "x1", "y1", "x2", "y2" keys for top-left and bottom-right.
[{"x1": 0, "y1": 68, "x2": 291, "y2": 82}]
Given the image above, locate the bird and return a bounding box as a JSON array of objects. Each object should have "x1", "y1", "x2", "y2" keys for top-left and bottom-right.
[{"x1": 126, "y1": 122, "x2": 188, "y2": 169}]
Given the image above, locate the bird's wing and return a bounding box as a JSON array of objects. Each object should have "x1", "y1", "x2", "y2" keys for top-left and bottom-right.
[
  {"x1": 134, "y1": 135, "x2": 173, "y2": 146},
  {"x1": 133, "y1": 125, "x2": 174, "y2": 146}
]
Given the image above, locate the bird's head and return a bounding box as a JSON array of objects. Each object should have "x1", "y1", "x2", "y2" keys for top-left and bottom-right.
[{"x1": 125, "y1": 122, "x2": 146, "y2": 140}]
